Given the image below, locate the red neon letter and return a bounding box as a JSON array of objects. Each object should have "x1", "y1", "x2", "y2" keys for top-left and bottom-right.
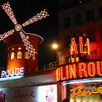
[
  {"x1": 61, "y1": 67, "x2": 66, "y2": 80},
  {"x1": 87, "y1": 38, "x2": 90, "y2": 55},
  {"x1": 69, "y1": 64, "x2": 76, "y2": 79},
  {"x1": 97, "y1": 61, "x2": 102, "y2": 76},
  {"x1": 66, "y1": 65, "x2": 69, "y2": 79},
  {"x1": 79, "y1": 37, "x2": 90, "y2": 55},
  {"x1": 88, "y1": 62, "x2": 95, "y2": 77},
  {"x1": 79, "y1": 37, "x2": 87, "y2": 54},
  {"x1": 70, "y1": 38, "x2": 78, "y2": 55},
  {"x1": 56, "y1": 68, "x2": 61, "y2": 81},
  {"x1": 79, "y1": 63, "x2": 88, "y2": 78}
]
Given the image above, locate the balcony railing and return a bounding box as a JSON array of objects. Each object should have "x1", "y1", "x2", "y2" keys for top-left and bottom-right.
[
  {"x1": 0, "y1": 61, "x2": 58, "y2": 73},
  {"x1": 37, "y1": 61, "x2": 58, "y2": 72}
]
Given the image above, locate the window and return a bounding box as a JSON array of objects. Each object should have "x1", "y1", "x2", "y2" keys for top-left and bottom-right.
[
  {"x1": 11, "y1": 52, "x2": 14, "y2": 60},
  {"x1": 59, "y1": 0, "x2": 93, "y2": 10},
  {"x1": 88, "y1": 29, "x2": 95, "y2": 41},
  {"x1": 72, "y1": 32, "x2": 83, "y2": 37},
  {"x1": 17, "y1": 51, "x2": 22, "y2": 59},
  {"x1": 99, "y1": 8, "x2": 102, "y2": 18},
  {"x1": 64, "y1": 17, "x2": 71, "y2": 28},
  {"x1": 65, "y1": 35, "x2": 71, "y2": 47},
  {"x1": 12, "y1": 48, "x2": 14, "y2": 51},
  {"x1": 25, "y1": 52, "x2": 29, "y2": 59},
  {"x1": 18, "y1": 47, "x2": 22, "y2": 50},
  {"x1": 100, "y1": 26, "x2": 102, "y2": 40},
  {"x1": 65, "y1": 56, "x2": 71, "y2": 64},
  {"x1": 65, "y1": 82, "x2": 102, "y2": 102},
  {"x1": 74, "y1": 13, "x2": 82, "y2": 25},
  {"x1": 87, "y1": 10, "x2": 94, "y2": 21}
]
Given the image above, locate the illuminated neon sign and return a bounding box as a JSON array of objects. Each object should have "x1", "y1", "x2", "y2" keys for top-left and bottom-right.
[
  {"x1": 70, "y1": 36, "x2": 90, "y2": 63},
  {"x1": 56, "y1": 61, "x2": 102, "y2": 82},
  {"x1": 1, "y1": 67, "x2": 24, "y2": 78},
  {"x1": 70, "y1": 86, "x2": 102, "y2": 98},
  {"x1": 70, "y1": 36, "x2": 90, "y2": 55}
]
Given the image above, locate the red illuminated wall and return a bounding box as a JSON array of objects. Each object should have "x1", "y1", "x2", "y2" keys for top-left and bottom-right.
[{"x1": 58, "y1": 20, "x2": 102, "y2": 64}]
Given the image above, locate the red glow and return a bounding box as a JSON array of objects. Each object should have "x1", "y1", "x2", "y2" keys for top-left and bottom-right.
[
  {"x1": 79, "y1": 63, "x2": 87, "y2": 78},
  {"x1": 70, "y1": 36, "x2": 90, "y2": 63},
  {"x1": 56, "y1": 61, "x2": 102, "y2": 82},
  {"x1": 70, "y1": 38, "x2": 78, "y2": 55},
  {"x1": 71, "y1": 86, "x2": 102, "y2": 98}
]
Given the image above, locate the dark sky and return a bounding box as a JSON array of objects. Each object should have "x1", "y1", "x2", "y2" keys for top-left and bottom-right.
[{"x1": 0, "y1": 0, "x2": 58, "y2": 67}]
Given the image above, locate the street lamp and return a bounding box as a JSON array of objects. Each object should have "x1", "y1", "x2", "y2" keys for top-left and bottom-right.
[{"x1": 51, "y1": 43, "x2": 59, "y2": 50}]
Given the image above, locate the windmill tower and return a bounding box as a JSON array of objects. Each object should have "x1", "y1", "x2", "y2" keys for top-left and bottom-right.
[{"x1": 0, "y1": 2, "x2": 49, "y2": 75}]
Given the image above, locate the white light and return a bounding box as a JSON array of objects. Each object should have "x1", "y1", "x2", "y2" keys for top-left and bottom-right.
[
  {"x1": 26, "y1": 36, "x2": 29, "y2": 39},
  {"x1": 37, "y1": 85, "x2": 57, "y2": 102},
  {"x1": 77, "y1": 99, "x2": 81, "y2": 102},
  {"x1": 11, "y1": 52, "x2": 14, "y2": 59},
  {"x1": 1, "y1": 2, "x2": 17, "y2": 25},
  {"x1": 63, "y1": 78, "x2": 102, "y2": 85},
  {"x1": 15, "y1": 24, "x2": 22, "y2": 31},
  {"x1": 22, "y1": 9, "x2": 49, "y2": 27},
  {"x1": 89, "y1": 101, "x2": 92, "y2": 102},
  {"x1": 0, "y1": 75, "x2": 24, "y2": 81},
  {"x1": 0, "y1": 29, "x2": 14, "y2": 41},
  {"x1": 12, "y1": 48, "x2": 14, "y2": 50},
  {"x1": 52, "y1": 43, "x2": 58, "y2": 49},
  {"x1": 83, "y1": 100, "x2": 87, "y2": 102},
  {"x1": 18, "y1": 47, "x2": 22, "y2": 50}
]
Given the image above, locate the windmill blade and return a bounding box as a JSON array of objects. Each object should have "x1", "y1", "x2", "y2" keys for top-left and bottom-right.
[
  {"x1": 0, "y1": 29, "x2": 14, "y2": 41},
  {"x1": 1, "y1": 2, "x2": 18, "y2": 25},
  {"x1": 22, "y1": 9, "x2": 49, "y2": 27},
  {"x1": 19, "y1": 31, "x2": 37, "y2": 58}
]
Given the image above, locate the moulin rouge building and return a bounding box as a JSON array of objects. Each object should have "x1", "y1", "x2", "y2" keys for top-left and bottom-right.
[
  {"x1": 0, "y1": 0, "x2": 102, "y2": 102},
  {"x1": 56, "y1": 0, "x2": 102, "y2": 102}
]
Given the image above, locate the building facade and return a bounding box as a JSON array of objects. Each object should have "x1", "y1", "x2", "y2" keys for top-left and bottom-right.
[
  {"x1": 58, "y1": 0, "x2": 102, "y2": 65},
  {"x1": 56, "y1": 0, "x2": 102, "y2": 102}
]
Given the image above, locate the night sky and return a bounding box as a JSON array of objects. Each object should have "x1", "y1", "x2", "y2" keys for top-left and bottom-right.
[{"x1": 0, "y1": 0, "x2": 58, "y2": 67}]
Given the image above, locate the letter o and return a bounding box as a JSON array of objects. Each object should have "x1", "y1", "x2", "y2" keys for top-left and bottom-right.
[{"x1": 88, "y1": 62, "x2": 96, "y2": 77}]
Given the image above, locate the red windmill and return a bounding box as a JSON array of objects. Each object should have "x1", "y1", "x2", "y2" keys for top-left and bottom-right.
[{"x1": 0, "y1": 2, "x2": 49, "y2": 75}]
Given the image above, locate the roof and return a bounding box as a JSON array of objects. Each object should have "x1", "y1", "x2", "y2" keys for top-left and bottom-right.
[{"x1": 0, "y1": 69, "x2": 56, "y2": 88}]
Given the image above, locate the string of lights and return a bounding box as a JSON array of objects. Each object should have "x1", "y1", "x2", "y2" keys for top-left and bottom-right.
[
  {"x1": 1, "y1": 2, "x2": 18, "y2": 25},
  {"x1": 20, "y1": 31, "x2": 37, "y2": 58},
  {"x1": 22, "y1": 9, "x2": 49, "y2": 27},
  {"x1": 0, "y1": 29, "x2": 14, "y2": 41}
]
